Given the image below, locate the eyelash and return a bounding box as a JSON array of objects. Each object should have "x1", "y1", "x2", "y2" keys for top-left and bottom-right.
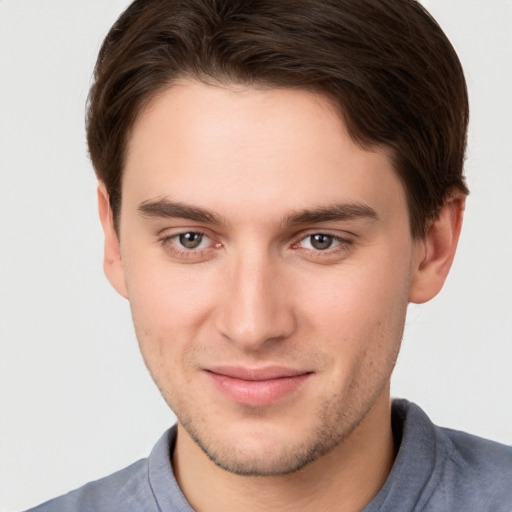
[
  {"x1": 294, "y1": 233, "x2": 352, "y2": 252},
  {"x1": 158, "y1": 231, "x2": 354, "y2": 261}
]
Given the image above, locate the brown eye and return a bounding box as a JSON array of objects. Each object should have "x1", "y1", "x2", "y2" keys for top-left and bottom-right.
[
  {"x1": 178, "y1": 232, "x2": 204, "y2": 249},
  {"x1": 309, "y1": 234, "x2": 334, "y2": 250}
]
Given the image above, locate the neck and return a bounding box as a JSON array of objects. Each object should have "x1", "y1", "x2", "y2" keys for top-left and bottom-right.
[{"x1": 173, "y1": 391, "x2": 395, "y2": 512}]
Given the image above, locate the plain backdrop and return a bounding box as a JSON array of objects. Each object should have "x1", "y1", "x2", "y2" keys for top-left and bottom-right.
[{"x1": 1, "y1": 1, "x2": 511, "y2": 510}]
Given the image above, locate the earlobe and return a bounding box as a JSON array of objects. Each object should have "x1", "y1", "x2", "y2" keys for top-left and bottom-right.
[
  {"x1": 408, "y1": 192, "x2": 466, "y2": 304},
  {"x1": 97, "y1": 183, "x2": 128, "y2": 298}
]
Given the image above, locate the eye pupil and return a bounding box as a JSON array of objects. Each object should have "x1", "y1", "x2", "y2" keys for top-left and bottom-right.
[
  {"x1": 179, "y1": 232, "x2": 203, "y2": 249},
  {"x1": 311, "y1": 234, "x2": 333, "y2": 250}
]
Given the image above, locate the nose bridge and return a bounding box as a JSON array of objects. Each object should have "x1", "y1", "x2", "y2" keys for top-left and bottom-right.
[{"x1": 217, "y1": 245, "x2": 294, "y2": 350}]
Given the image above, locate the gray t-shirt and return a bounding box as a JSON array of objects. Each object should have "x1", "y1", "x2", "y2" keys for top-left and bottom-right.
[{"x1": 26, "y1": 400, "x2": 512, "y2": 511}]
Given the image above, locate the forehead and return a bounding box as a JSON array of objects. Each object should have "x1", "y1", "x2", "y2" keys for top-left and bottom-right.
[{"x1": 122, "y1": 80, "x2": 407, "y2": 224}]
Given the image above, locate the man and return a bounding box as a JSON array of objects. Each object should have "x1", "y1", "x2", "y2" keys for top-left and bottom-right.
[{"x1": 27, "y1": 0, "x2": 511, "y2": 510}]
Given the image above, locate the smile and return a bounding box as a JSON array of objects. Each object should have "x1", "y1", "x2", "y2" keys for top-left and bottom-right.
[{"x1": 204, "y1": 366, "x2": 313, "y2": 407}]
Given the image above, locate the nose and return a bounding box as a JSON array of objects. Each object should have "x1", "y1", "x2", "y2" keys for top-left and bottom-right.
[{"x1": 215, "y1": 250, "x2": 296, "y2": 351}]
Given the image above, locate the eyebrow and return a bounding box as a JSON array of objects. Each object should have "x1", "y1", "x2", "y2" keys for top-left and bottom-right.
[
  {"x1": 138, "y1": 199, "x2": 222, "y2": 224},
  {"x1": 284, "y1": 203, "x2": 378, "y2": 226},
  {"x1": 137, "y1": 198, "x2": 378, "y2": 226}
]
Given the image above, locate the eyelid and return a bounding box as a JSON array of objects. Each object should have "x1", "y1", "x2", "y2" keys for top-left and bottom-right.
[
  {"x1": 293, "y1": 229, "x2": 354, "y2": 245},
  {"x1": 156, "y1": 222, "x2": 212, "y2": 236}
]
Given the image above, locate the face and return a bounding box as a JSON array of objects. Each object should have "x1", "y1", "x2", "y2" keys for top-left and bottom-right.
[{"x1": 112, "y1": 81, "x2": 422, "y2": 475}]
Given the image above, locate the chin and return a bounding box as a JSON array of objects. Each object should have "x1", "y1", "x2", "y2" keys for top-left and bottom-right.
[{"x1": 180, "y1": 413, "x2": 348, "y2": 477}]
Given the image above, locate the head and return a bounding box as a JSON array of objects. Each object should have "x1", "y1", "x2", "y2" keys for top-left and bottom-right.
[{"x1": 88, "y1": 0, "x2": 468, "y2": 477}]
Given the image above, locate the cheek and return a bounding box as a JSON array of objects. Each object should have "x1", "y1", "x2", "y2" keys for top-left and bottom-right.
[
  {"x1": 298, "y1": 250, "x2": 412, "y2": 352},
  {"x1": 126, "y1": 254, "x2": 214, "y2": 323},
  {"x1": 302, "y1": 262, "x2": 410, "y2": 399},
  {"x1": 123, "y1": 256, "x2": 218, "y2": 369}
]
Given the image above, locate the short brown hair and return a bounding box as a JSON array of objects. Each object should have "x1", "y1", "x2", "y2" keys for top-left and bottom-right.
[{"x1": 86, "y1": 0, "x2": 469, "y2": 237}]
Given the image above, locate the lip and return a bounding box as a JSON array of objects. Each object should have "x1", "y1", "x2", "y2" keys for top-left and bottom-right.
[{"x1": 204, "y1": 366, "x2": 312, "y2": 407}]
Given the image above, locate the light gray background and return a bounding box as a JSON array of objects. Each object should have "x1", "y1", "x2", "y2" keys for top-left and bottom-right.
[{"x1": 1, "y1": 1, "x2": 511, "y2": 510}]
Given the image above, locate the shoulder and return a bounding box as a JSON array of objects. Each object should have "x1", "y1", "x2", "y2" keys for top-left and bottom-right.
[
  {"x1": 25, "y1": 457, "x2": 157, "y2": 512},
  {"x1": 437, "y1": 424, "x2": 512, "y2": 504},
  {"x1": 24, "y1": 427, "x2": 181, "y2": 512},
  {"x1": 389, "y1": 400, "x2": 512, "y2": 511}
]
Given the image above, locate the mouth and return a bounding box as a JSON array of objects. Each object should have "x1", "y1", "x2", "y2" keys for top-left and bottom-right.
[{"x1": 204, "y1": 366, "x2": 313, "y2": 407}]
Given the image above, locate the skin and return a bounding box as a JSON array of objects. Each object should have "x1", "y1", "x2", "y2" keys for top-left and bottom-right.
[{"x1": 99, "y1": 80, "x2": 464, "y2": 511}]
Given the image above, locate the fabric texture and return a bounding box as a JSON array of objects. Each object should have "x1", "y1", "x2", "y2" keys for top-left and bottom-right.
[{"x1": 26, "y1": 400, "x2": 512, "y2": 511}]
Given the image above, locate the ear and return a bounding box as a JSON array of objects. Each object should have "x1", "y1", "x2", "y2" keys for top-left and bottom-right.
[
  {"x1": 97, "y1": 183, "x2": 128, "y2": 298},
  {"x1": 408, "y1": 192, "x2": 466, "y2": 304}
]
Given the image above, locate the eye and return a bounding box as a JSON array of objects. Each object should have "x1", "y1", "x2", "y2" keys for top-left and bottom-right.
[
  {"x1": 158, "y1": 230, "x2": 222, "y2": 261},
  {"x1": 177, "y1": 232, "x2": 207, "y2": 249},
  {"x1": 300, "y1": 233, "x2": 339, "y2": 251}
]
